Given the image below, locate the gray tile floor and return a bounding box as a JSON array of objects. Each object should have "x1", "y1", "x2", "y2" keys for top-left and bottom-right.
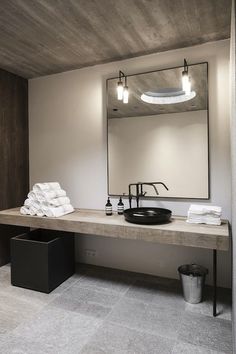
[{"x1": 0, "y1": 263, "x2": 232, "y2": 354}]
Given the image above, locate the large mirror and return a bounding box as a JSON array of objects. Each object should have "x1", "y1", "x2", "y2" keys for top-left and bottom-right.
[{"x1": 107, "y1": 62, "x2": 209, "y2": 199}]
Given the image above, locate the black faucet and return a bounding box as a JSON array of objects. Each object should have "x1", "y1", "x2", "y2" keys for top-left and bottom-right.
[
  {"x1": 128, "y1": 182, "x2": 169, "y2": 208},
  {"x1": 128, "y1": 183, "x2": 139, "y2": 209}
]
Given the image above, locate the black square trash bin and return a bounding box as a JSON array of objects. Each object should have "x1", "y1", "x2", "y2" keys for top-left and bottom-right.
[{"x1": 11, "y1": 229, "x2": 75, "y2": 293}]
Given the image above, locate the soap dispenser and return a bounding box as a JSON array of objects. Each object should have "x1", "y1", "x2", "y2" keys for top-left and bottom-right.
[
  {"x1": 117, "y1": 196, "x2": 124, "y2": 215},
  {"x1": 105, "y1": 197, "x2": 113, "y2": 216}
]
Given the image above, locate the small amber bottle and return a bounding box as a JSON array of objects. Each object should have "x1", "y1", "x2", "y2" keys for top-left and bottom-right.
[
  {"x1": 117, "y1": 197, "x2": 124, "y2": 215},
  {"x1": 105, "y1": 197, "x2": 112, "y2": 216}
]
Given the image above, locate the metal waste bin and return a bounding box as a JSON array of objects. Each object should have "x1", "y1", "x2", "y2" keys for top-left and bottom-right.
[{"x1": 178, "y1": 264, "x2": 208, "y2": 304}]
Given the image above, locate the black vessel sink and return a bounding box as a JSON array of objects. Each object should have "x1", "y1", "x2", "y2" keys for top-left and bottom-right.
[{"x1": 124, "y1": 207, "x2": 172, "y2": 225}]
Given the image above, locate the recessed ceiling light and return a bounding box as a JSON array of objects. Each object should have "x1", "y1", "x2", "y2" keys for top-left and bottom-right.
[{"x1": 141, "y1": 88, "x2": 196, "y2": 104}]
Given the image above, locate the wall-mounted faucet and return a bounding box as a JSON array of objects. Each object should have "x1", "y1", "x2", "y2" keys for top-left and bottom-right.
[{"x1": 128, "y1": 182, "x2": 169, "y2": 208}]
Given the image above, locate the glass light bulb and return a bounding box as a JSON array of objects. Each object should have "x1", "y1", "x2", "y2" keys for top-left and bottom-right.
[
  {"x1": 117, "y1": 81, "x2": 123, "y2": 100},
  {"x1": 123, "y1": 86, "x2": 129, "y2": 104},
  {"x1": 185, "y1": 79, "x2": 191, "y2": 95},
  {"x1": 182, "y1": 71, "x2": 189, "y2": 92}
]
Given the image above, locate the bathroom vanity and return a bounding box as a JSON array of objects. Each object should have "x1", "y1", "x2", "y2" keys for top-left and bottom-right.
[{"x1": 0, "y1": 207, "x2": 230, "y2": 316}]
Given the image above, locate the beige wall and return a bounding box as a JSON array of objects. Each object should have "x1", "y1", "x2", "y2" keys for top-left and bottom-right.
[
  {"x1": 29, "y1": 39, "x2": 231, "y2": 287},
  {"x1": 108, "y1": 110, "x2": 209, "y2": 198}
]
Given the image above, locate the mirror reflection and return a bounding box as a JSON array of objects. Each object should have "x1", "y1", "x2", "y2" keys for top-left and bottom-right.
[{"x1": 107, "y1": 62, "x2": 209, "y2": 199}]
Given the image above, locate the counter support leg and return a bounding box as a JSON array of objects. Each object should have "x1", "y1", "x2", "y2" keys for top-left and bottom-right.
[{"x1": 213, "y1": 249, "x2": 217, "y2": 317}]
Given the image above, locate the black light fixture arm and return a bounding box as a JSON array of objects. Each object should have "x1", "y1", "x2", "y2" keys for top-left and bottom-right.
[
  {"x1": 119, "y1": 70, "x2": 125, "y2": 81},
  {"x1": 183, "y1": 58, "x2": 188, "y2": 74}
]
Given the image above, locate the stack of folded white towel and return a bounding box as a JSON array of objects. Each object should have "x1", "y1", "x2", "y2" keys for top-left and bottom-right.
[
  {"x1": 20, "y1": 182, "x2": 74, "y2": 217},
  {"x1": 186, "y1": 204, "x2": 222, "y2": 225}
]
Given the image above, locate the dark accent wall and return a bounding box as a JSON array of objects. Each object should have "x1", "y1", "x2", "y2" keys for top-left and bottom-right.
[{"x1": 0, "y1": 68, "x2": 29, "y2": 265}]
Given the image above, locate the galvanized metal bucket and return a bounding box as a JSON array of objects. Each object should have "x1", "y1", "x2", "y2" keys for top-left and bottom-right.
[{"x1": 178, "y1": 264, "x2": 208, "y2": 304}]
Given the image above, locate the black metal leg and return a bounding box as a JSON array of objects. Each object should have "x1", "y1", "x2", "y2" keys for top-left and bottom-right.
[{"x1": 213, "y1": 249, "x2": 217, "y2": 317}]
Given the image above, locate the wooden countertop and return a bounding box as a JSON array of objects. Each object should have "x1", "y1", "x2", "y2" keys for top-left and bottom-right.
[{"x1": 0, "y1": 208, "x2": 230, "y2": 251}]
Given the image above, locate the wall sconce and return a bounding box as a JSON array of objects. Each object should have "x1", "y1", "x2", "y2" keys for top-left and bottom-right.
[
  {"x1": 117, "y1": 71, "x2": 124, "y2": 100},
  {"x1": 123, "y1": 76, "x2": 129, "y2": 104},
  {"x1": 117, "y1": 71, "x2": 129, "y2": 103},
  {"x1": 182, "y1": 59, "x2": 191, "y2": 95}
]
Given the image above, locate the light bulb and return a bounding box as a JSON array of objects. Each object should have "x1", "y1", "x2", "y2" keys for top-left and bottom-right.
[
  {"x1": 117, "y1": 81, "x2": 123, "y2": 100},
  {"x1": 123, "y1": 86, "x2": 129, "y2": 104},
  {"x1": 185, "y1": 78, "x2": 191, "y2": 95},
  {"x1": 182, "y1": 71, "x2": 189, "y2": 92}
]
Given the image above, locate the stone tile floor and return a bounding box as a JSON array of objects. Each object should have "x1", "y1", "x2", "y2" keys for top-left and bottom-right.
[{"x1": 0, "y1": 263, "x2": 232, "y2": 354}]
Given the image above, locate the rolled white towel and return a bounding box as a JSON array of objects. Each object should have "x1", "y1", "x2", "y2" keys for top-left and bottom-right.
[
  {"x1": 29, "y1": 209, "x2": 35, "y2": 216},
  {"x1": 47, "y1": 182, "x2": 61, "y2": 190},
  {"x1": 33, "y1": 183, "x2": 50, "y2": 192},
  {"x1": 33, "y1": 182, "x2": 61, "y2": 193},
  {"x1": 24, "y1": 198, "x2": 31, "y2": 207},
  {"x1": 20, "y1": 206, "x2": 30, "y2": 215},
  {"x1": 35, "y1": 193, "x2": 47, "y2": 203},
  {"x1": 42, "y1": 196, "x2": 70, "y2": 207},
  {"x1": 36, "y1": 189, "x2": 67, "y2": 202},
  {"x1": 28, "y1": 191, "x2": 37, "y2": 200},
  {"x1": 24, "y1": 198, "x2": 40, "y2": 210},
  {"x1": 29, "y1": 205, "x2": 39, "y2": 216},
  {"x1": 42, "y1": 204, "x2": 74, "y2": 218},
  {"x1": 36, "y1": 209, "x2": 44, "y2": 217}
]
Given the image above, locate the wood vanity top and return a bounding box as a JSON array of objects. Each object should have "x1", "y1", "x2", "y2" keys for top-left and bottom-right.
[{"x1": 0, "y1": 208, "x2": 230, "y2": 251}]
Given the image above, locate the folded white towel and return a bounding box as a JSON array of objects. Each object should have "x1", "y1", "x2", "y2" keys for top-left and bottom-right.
[
  {"x1": 20, "y1": 206, "x2": 30, "y2": 215},
  {"x1": 188, "y1": 211, "x2": 221, "y2": 220},
  {"x1": 188, "y1": 204, "x2": 222, "y2": 216},
  {"x1": 187, "y1": 217, "x2": 221, "y2": 226},
  {"x1": 42, "y1": 196, "x2": 70, "y2": 207},
  {"x1": 187, "y1": 204, "x2": 222, "y2": 226},
  {"x1": 33, "y1": 182, "x2": 61, "y2": 193},
  {"x1": 42, "y1": 204, "x2": 74, "y2": 218}
]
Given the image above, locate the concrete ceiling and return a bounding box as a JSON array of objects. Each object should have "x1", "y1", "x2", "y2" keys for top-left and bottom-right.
[
  {"x1": 0, "y1": 0, "x2": 231, "y2": 78},
  {"x1": 107, "y1": 63, "x2": 208, "y2": 118}
]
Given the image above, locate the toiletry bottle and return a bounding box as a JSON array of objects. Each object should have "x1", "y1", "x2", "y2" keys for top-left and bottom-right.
[
  {"x1": 117, "y1": 197, "x2": 124, "y2": 215},
  {"x1": 105, "y1": 197, "x2": 113, "y2": 216}
]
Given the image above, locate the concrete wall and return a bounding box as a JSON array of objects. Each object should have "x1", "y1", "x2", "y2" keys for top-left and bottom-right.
[{"x1": 29, "y1": 39, "x2": 231, "y2": 287}]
